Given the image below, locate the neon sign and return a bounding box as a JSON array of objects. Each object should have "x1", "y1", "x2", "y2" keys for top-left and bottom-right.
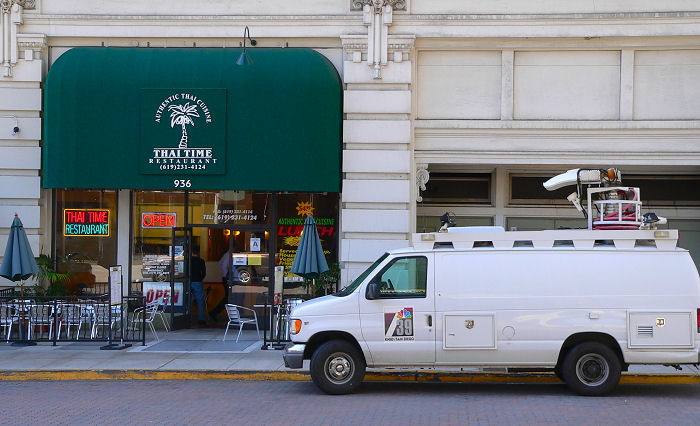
[
  {"x1": 63, "y1": 209, "x2": 110, "y2": 237},
  {"x1": 141, "y1": 212, "x2": 177, "y2": 228}
]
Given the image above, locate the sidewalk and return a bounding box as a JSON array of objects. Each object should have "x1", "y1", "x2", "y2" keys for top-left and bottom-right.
[
  {"x1": 1, "y1": 329, "x2": 699, "y2": 383},
  {"x1": 0, "y1": 329, "x2": 286, "y2": 371}
]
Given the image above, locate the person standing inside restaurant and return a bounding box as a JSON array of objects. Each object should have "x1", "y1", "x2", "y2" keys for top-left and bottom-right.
[
  {"x1": 210, "y1": 249, "x2": 239, "y2": 322},
  {"x1": 190, "y1": 247, "x2": 207, "y2": 326}
]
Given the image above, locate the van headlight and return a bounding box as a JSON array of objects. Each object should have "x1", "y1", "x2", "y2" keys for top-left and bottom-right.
[{"x1": 290, "y1": 319, "x2": 302, "y2": 335}]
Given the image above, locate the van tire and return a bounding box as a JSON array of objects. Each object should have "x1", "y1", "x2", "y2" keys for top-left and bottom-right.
[
  {"x1": 562, "y1": 342, "x2": 621, "y2": 396},
  {"x1": 310, "y1": 339, "x2": 366, "y2": 395},
  {"x1": 553, "y1": 365, "x2": 564, "y2": 381}
]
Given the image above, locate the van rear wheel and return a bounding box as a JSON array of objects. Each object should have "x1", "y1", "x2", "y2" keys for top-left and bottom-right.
[
  {"x1": 310, "y1": 340, "x2": 366, "y2": 395},
  {"x1": 562, "y1": 342, "x2": 621, "y2": 396}
]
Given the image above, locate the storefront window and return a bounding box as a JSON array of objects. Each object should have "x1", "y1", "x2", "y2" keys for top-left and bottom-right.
[
  {"x1": 189, "y1": 191, "x2": 273, "y2": 226},
  {"x1": 54, "y1": 189, "x2": 118, "y2": 295},
  {"x1": 132, "y1": 191, "x2": 186, "y2": 289},
  {"x1": 276, "y1": 193, "x2": 339, "y2": 288}
]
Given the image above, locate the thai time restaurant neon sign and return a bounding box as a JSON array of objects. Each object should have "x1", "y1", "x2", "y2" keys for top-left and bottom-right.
[{"x1": 63, "y1": 209, "x2": 110, "y2": 237}]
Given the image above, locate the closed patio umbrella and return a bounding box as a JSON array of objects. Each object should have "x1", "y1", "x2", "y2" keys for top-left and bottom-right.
[
  {"x1": 291, "y1": 215, "x2": 329, "y2": 282},
  {"x1": 0, "y1": 214, "x2": 39, "y2": 344}
]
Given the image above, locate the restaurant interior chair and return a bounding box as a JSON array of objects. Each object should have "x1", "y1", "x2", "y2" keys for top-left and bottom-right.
[
  {"x1": 203, "y1": 286, "x2": 212, "y2": 316},
  {"x1": 223, "y1": 304, "x2": 260, "y2": 343}
]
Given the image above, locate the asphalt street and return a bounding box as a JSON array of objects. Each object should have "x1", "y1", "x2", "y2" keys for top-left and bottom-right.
[{"x1": 1, "y1": 380, "x2": 699, "y2": 425}]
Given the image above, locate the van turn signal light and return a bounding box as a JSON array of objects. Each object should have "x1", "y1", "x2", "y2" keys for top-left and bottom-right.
[{"x1": 291, "y1": 319, "x2": 302, "y2": 335}]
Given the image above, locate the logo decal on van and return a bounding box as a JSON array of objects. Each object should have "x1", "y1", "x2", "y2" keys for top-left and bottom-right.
[{"x1": 384, "y1": 308, "x2": 414, "y2": 341}]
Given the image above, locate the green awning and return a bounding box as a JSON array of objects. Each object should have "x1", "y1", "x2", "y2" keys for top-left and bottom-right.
[{"x1": 43, "y1": 47, "x2": 342, "y2": 192}]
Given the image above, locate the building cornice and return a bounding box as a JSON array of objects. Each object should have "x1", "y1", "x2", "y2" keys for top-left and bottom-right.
[{"x1": 19, "y1": 14, "x2": 700, "y2": 40}]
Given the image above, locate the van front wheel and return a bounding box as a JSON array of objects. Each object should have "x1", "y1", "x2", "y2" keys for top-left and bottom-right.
[
  {"x1": 562, "y1": 342, "x2": 621, "y2": 396},
  {"x1": 310, "y1": 340, "x2": 366, "y2": 395}
]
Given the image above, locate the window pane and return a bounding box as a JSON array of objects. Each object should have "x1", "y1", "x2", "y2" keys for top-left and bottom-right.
[
  {"x1": 421, "y1": 173, "x2": 491, "y2": 204},
  {"x1": 624, "y1": 175, "x2": 700, "y2": 206},
  {"x1": 189, "y1": 191, "x2": 273, "y2": 226},
  {"x1": 55, "y1": 189, "x2": 118, "y2": 295},
  {"x1": 376, "y1": 257, "x2": 427, "y2": 298},
  {"x1": 416, "y1": 215, "x2": 493, "y2": 233},
  {"x1": 132, "y1": 191, "x2": 186, "y2": 286},
  {"x1": 510, "y1": 175, "x2": 570, "y2": 204}
]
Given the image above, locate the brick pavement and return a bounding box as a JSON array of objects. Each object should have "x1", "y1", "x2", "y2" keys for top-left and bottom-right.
[{"x1": 1, "y1": 380, "x2": 700, "y2": 425}]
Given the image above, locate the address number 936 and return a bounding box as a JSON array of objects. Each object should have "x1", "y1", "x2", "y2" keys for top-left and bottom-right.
[{"x1": 174, "y1": 179, "x2": 192, "y2": 188}]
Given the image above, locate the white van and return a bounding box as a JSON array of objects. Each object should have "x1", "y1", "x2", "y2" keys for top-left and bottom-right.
[{"x1": 283, "y1": 229, "x2": 700, "y2": 396}]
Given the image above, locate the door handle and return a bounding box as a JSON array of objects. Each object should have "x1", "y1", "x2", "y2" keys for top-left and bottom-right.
[{"x1": 427, "y1": 314, "x2": 432, "y2": 327}]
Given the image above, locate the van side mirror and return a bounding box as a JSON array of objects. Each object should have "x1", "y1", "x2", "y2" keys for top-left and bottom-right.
[{"x1": 366, "y1": 282, "x2": 379, "y2": 300}]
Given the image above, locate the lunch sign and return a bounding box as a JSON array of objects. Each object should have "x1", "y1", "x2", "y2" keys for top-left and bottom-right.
[{"x1": 140, "y1": 89, "x2": 227, "y2": 184}]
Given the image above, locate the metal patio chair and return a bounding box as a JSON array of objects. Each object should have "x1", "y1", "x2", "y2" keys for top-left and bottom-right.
[
  {"x1": 58, "y1": 303, "x2": 90, "y2": 340},
  {"x1": 91, "y1": 304, "x2": 122, "y2": 339},
  {"x1": 131, "y1": 303, "x2": 160, "y2": 342},
  {"x1": 0, "y1": 303, "x2": 19, "y2": 342},
  {"x1": 223, "y1": 304, "x2": 260, "y2": 343},
  {"x1": 155, "y1": 295, "x2": 170, "y2": 332},
  {"x1": 28, "y1": 304, "x2": 54, "y2": 341}
]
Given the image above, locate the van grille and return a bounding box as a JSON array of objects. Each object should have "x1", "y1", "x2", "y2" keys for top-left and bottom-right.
[{"x1": 637, "y1": 326, "x2": 653, "y2": 337}]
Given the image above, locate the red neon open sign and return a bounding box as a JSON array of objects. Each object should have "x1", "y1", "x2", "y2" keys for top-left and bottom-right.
[{"x1": 141, "y1": 212, "x2": 177, "y2": 228}]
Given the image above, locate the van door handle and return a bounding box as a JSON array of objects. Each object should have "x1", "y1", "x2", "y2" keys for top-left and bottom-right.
[{"x1": 427, "y1": 314, "x2": 432, "y2": 327}]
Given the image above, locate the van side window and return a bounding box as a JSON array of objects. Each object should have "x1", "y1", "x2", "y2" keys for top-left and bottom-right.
[{"x1": 372, "y1": 256, "x2": 427, "y2": 298}]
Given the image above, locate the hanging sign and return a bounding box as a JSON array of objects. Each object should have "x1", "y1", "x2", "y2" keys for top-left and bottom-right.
[
  {"x1": 63, "y1": 209, "x2": 110, "y2": 237},
  {"x1": 142, "y1": 212, "x2": 177, "y2": 228},
  {"x1": 143, "y1": 282, "x2": 183, "y2": 306}
]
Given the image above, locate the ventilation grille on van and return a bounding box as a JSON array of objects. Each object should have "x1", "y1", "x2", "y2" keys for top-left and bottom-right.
[{"x1": 637, "y1": 325, "x2": 653, "y2": 337}]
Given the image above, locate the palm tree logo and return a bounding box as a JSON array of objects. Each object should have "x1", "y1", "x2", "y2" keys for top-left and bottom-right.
[{"x1": 168, "y1": 102, "x2": 200, "y2": 149}]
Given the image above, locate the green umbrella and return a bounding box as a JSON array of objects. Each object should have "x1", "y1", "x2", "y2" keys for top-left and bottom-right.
[
  {"x1": 291, "y1": 215, "x2": 329, "y2": 279},
  {"x1": 0, "y1": 214, "x2": 39, "y2": 344},
  {"x1": 0, "y1": 214, "x2": 39, "y2": 282}
]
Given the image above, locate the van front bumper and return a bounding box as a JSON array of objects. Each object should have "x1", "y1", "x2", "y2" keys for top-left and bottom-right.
[{"x1": 283, "y1": 343, "x2": 305, "y2": 369}]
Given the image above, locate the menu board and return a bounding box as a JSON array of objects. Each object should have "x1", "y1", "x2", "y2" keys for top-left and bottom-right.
[{"x1": 109, "y1": 266, "x2": 123, "y2": 305}]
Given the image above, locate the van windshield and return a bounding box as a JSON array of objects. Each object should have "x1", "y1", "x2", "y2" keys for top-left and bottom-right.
[{"x1": 334, "y1": 253, "x2": 389, "y2": 297}]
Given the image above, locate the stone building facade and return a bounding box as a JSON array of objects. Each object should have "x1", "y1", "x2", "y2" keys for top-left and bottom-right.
[{"x1": 1, "y1": 1, "x2": 700, "y2": 287}]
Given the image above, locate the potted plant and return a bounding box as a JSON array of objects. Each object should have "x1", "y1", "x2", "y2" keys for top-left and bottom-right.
[{"x1": 32, "y1": 253, "x2": 92, "y2": 296}]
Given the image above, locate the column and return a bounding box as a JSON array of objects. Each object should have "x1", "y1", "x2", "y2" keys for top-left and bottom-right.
[
  {"x1": 339, "y1": 34, "x2": 415, "y2": 285},
  {"x1": 0, "y1": 29, "x2": 45, "y2": 287}
]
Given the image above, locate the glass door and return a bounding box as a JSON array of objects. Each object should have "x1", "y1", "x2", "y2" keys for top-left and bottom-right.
[
  {"x1": 169, "y1": 227, "x2": 192, "y2": 330},
  {"x1": 227, "y1": 228, "x2": 271, "y2": 327},
  {"x1": 186, "y1": 224, "x2": 273, "y2": 340}
]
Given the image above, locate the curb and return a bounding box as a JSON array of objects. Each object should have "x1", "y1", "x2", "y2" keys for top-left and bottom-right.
[{"x1": 1, "y1": 370, "x2": 700, "y2": 384}]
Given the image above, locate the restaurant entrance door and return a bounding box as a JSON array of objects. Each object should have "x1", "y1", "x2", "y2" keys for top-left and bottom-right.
[
  {"x1": 168, "y1": 227, "x2": 191, "y2": 330},
  {"x1": 168, "y1": 224, "x2": 274, "y2": 334}
]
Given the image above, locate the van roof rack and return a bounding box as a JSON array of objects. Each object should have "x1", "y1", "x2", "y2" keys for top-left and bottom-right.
[{"x1": 411, "y1": 229, "x2": 679, "y2": 251}]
